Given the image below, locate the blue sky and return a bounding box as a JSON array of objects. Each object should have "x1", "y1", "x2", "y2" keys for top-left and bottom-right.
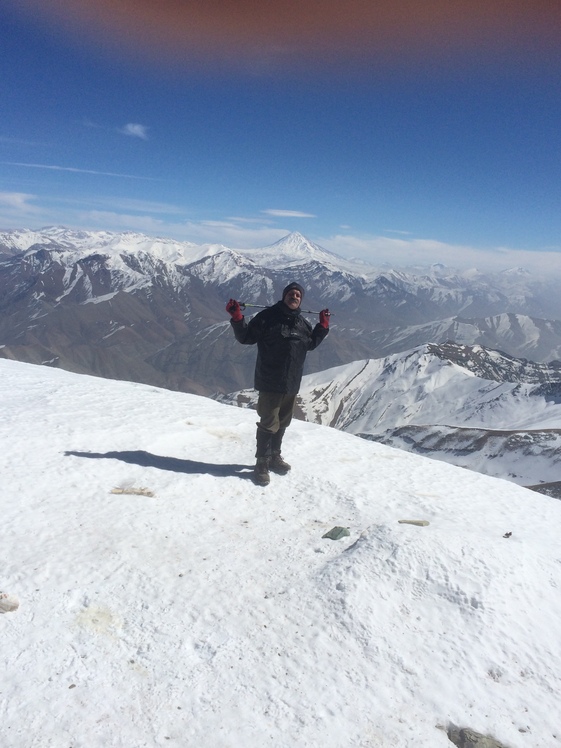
[{"x1": 1, "y1": 1, "x2": 561, "y2": 272}]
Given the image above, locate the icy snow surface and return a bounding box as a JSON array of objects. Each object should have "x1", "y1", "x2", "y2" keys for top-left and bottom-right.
[{"x1": 1, "y1": 360, "x2": 561, "y2": 748}]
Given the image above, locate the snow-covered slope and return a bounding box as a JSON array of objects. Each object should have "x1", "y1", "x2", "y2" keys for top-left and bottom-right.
[
  {"x1": 297, "y1": 345, "x2": 561, "y2": 433},
  {"x1": 377, "y1": 424, "x2": 561, "y2": 487},
  {"x1": 2, "y1": 359, "x2": 561, "y2": 748}
]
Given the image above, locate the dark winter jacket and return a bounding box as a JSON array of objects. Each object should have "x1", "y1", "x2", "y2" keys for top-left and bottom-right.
[{"x1": 230, "y1": 301, "x2": 329, "y2": 394}]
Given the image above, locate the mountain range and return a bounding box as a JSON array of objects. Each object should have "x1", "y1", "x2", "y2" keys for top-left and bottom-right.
[{"x1": 2, "y1": 227, "x2": 561, "y2": 398}]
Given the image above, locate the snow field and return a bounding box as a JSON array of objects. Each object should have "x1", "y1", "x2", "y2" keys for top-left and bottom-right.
[{"x1": 1, "y1": 359, "x2": 561, "y2": 747}]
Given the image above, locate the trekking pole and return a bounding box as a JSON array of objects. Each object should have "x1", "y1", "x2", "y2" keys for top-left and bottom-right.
[{"x1": 239, "y1": 302, "x2": 332, "y2": 316}]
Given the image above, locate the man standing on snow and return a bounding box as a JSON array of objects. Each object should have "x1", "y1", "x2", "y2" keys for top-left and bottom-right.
[{"x1": 226, "y1": 282, "x2": 330, "y2": 486}]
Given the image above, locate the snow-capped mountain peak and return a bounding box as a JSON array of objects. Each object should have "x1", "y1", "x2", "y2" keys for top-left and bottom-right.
[{"x1": 239, "y1": 231, "x2": 349, "y2": 270}]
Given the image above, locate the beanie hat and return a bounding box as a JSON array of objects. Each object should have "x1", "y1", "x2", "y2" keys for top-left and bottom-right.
[{"x1": 281, "y1": 282, "x2": 305, "y2": 300}]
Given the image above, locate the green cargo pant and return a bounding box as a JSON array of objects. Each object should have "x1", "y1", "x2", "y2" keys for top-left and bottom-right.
[
  {"x1": 256, "y1": 391, "x2": 297, "y2": 433},
  {"x1": 255, "y1": 392, "x2": 297, "y2": 458}
]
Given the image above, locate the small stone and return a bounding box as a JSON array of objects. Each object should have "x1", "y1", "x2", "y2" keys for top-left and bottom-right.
[{"x1": 322, "y1": 526, "x2": 350, "y2": 540}]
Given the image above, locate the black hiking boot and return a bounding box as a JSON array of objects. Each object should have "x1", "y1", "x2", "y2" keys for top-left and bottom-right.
[
  {"x1": 269, "y1": 452, "x2": 291, "y2": 475},
  {"x1": 253, "y1": 457, "x2": 270, "y2": 486}
]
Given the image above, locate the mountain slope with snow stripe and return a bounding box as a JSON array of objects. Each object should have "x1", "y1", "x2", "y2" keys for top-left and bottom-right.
[
  {"x1": 1, "y1": 359, "x2": 561, "y2": 747},
  {"x1": 299, "y1": 348, "x2": 561, "y2": 432},
  {"x1": 219, "y1": 343, "x2": 561, "y2": 485}
]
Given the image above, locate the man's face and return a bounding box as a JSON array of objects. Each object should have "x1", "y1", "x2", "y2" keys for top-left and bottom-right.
[{"x1": 283, "y1": 288, "x2": 302, "y2": 309}]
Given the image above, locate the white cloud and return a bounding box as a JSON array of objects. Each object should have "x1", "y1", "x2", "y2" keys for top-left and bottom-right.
[
  {"x1": 318, "y1": 233, "x2": 561, "y2": 277},
  {"x1": 5, "y1": 192, "x2": 561, "y2": 277},
  {"x1": 186, "y1": 221, "x2": 288, "y2": 246},
  {"x1": 226, "y1": 215, "x2": 275, "y2": 225},
  {"x1": 80, "y1": 210, "x2": 166, "y2": 233},
  {"x1": 3, "y1": 162, "x2": 156, "y2": 180},
  {"x1": 119, "y1": 123, "x2": 149, "y2": 140},
  {"x1": 0, "y1": 136, "x2": 43, "y2": 146},
  {"x1": 262, "y1": 209, "x2": 316, "y2": 218},
  {"x1": 77, "y1": 211, "x2": 287, "y2": 247},
  {"x1": 0, "y1": 192, "x2": 39, "y2": 211},
  {"x1": 83, "y1": 120, "x2": 149, "y2": 140},
  {"x1": 0, "y1": 192, "x2": 44, "y2": 230},
  {"x1": 82, "y1": 196, "x2": 186, "y2": 215},
  {"x1": 82, "y1": 213, "x2": 561, "y2": 275}
]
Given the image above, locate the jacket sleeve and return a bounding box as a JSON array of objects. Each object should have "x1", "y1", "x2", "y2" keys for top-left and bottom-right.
[
  {"x1": 308, "y1": 323, "x2": 329, "y2": 351},
  {"x1": 230, "y1": 314, "x2": 263, "y2": 345}
]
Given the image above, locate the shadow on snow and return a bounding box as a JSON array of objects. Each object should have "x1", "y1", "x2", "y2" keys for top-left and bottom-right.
[{"x1": 64, "y1": 450, "x2": 254, "y2": 479}]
